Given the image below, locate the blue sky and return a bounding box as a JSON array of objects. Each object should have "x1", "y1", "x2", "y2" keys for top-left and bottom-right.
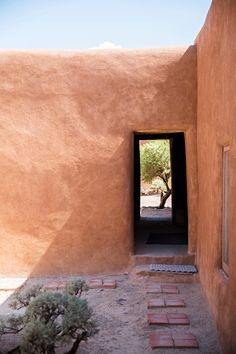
[{"x1": 0, "y1": 0, "x2": 212, "y2": 49}]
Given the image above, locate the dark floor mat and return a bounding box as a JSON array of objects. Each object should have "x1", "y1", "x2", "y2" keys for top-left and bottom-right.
[{"x1": 147, "y1": 233, "x2": 187, "y2": 244}]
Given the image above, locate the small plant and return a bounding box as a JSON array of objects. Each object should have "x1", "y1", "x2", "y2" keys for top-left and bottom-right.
[{"x1": 0, "y1": 280, "x2": 97, "y2": 354}]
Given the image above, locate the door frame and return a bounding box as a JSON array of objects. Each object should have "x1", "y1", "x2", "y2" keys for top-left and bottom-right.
[{"x1": 133, "y1": 131, "x2": 188, "y2": 242}]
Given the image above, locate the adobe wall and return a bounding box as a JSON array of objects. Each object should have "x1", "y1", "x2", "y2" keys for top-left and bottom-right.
[
  {"x1": 196, "y1": 0, "x2": 236, "y2": 352},
  {"x1": 0, "y1": 48, "x2": 197, "y2": 276}
]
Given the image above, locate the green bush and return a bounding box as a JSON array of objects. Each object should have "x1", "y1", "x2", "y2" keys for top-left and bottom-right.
[{"x1": 0, "y1": 280, "x2": 97, "y2": 354}]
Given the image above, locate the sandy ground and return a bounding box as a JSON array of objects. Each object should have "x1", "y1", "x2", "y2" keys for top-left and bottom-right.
[
  {"x1": 141, "y1": 207, "x2": 172, "y2": 219},
  {"x1": 140, "y1": 195, "x2": 172, "y2": 219},
  {"x1": 141, "y1": 195, "x2": 172, "y2": 208},
  {"x1": 0, "y1": 274, "x2": 222, "y2": 354}
]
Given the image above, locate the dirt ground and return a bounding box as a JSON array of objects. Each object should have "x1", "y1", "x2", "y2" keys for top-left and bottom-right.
[
  {"x1": 140, "y1": 195, "x2": 172, "y2": 219},
  {"x1": 0, "y1": 274, "x2": 222, "y2": 354},
  {"x1": 141, "y1": 195, "x2": 172, "y2": 209},
  {"x1": 141, "y1": 207, "x2": 172, "y2": 219}
]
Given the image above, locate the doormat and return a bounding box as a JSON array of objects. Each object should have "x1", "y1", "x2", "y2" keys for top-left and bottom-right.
[
  {"x1": 147, "y1": 233, "x2": 187, "y2": 245},
  {"x1": 149, "y1": 264, "x2": 198, "y2": 273}
]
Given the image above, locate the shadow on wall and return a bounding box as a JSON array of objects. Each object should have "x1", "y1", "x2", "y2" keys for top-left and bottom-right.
[{"x1": 28, "y1": 137, "x2": 133, "y2": 277}]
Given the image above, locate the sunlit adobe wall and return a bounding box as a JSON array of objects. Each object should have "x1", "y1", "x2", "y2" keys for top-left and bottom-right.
[
  {"x1": 196, "y1": 0, "x2": 236, "y2": 352},
  {"x1": 0, "y1": 48, "x2": 197, "y2": 276}
]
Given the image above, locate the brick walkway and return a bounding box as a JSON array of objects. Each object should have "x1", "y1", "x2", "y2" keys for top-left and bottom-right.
[
  {"x1": 0, "y1": 276, "x2": 222, "y2": 353},
  {"x1": 146, "y1": 282, "x2": 199, "y2": 349}
]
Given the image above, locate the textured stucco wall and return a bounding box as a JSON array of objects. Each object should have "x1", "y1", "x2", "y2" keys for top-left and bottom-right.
[
  {"x1": 0, "y1": 48, "x2": 197, "y2": 277},
  {"x1": 196, "y1": 1, "x2": 236, "y2": 352}
]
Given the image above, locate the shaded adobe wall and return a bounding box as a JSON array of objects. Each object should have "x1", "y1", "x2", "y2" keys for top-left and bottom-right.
[
  {"x1": 0, "y1": 48, "x2": 197, "y2": 276},
  {"x1": 196, "y1": 1, "x2": 236, "y2": 352}
]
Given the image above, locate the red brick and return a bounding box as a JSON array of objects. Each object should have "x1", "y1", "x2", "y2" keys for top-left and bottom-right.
[
  {"x1": 149, "y1": 332, "x2": 174, "y2": 348},
  {"x1": 146, "y1": 285, "x2": 162, "y2": 294},
  {"x1": 103, "y1": 279, "x2": 116, "y2": 289},
  {"x1": 167, "y1": 313, "x2": 190, "y2": 325},
  {"x1": 161, "y1": 285, "x2": 179, "y2": 294},
  {"x1": 167, "y1": 313, "x2": 187, "y2": 319},
  {"x1": 44, "y1": 282, "x2": 60, "y2": 290},
  {"x1": 174, "y1": 338, "x2": 198, "y2": 348},
  {"x1": 165, "y1": 299, "x2": 185, "y2": 307},
  {"x1": 161, "y1": 284, "x2": 177, "y2": 289},
  {"x1": 172, "y1": 333, "x2": 195, "y2": 340},
  {"x1": 148, "y1": 313, "x2": 168, "y2": 325},
  {"x1": 88, "y1": 279, "x2": 103, "y2": 289},
  {"x1": 57, "y1": 281, "x2": 67, "y2": 289},
  {"x1": 147, "y1": 299, "x2": 165, "y2": 308}
]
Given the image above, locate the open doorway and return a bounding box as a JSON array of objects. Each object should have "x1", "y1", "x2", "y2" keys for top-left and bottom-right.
[
  {"x1": 140, "y1": 139, "x2": 172, "y2": 221},
  {"x1": 134, "y1": 132, "x2": 188, "y2": 254}
]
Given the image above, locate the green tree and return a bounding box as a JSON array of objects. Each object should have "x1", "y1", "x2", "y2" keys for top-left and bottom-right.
[
  {"x1": 140, "y1": 140, "x2": 171, "y2": 208},
  {"x1": 0, "y1": 280, "x2": 98, "y2": 354}
]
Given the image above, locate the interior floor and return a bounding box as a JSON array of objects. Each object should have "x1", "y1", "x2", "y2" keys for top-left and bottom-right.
[{"x1": 134, "y1": 215, "x2": 188, "y2": 256}]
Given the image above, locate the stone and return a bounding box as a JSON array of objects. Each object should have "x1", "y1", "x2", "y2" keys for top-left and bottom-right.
[
  {"x1": 146, "y1": 285, "x2": 162, "y2": 294},
  {"x1": 147, "y1": 298, "x2": 165, "y2": 308},
  {"x1": 88, "y1": 279, "x2": 103, "y2": 289},
  {"x1": 103, "y1": 279, "x2": 116, "y2": 289},
  {"x1": 167, "y1": 313, "x2": 190, "y2": 325},
  {"x1": 44, "y1": 282, "x2": 60, "y2": 290},
  {"x1": 148, "y1": 313, "x2": 168, "y2": 325},
  {"x1": 165, "y1": 299, "x2": 185, "y2": 307},
  {"x1": 161, "y1": 285, "x2": 179, "y2": 294},
  {"x1": 149, "y1": 332, "x2": 174, "y2": 348}
]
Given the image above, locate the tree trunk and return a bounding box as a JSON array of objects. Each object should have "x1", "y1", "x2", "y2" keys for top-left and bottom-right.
[
  {"x1": 158, "y1": 189, "x2": 171, "y2": 209},
  {"x1": 65, "y1": 332, "x2": 87, "y2": 354},
  {"x1": 47, "y1": 344, "x2": 56, "y2": 354}
]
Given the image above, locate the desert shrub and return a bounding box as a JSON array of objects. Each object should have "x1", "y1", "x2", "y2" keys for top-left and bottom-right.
[
  {"x1": 0, "y1": 280, "x2": 97, "y2": 354},
  {"x1": 140, "y1": 140, "x2": 171, "y2": 208}
]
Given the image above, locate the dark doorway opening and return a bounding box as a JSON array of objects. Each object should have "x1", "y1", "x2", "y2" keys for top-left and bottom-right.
[{"x1": 134, "y1": 132, "x2": 188, "y2": 252}]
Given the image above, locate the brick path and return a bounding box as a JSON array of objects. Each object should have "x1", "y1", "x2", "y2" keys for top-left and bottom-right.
[
  {"x1": 0, "y1": 276, "x2": 222, "y2": 353},
  {"x1": 146, "y1": 282, "x2": 199, "y2": 349}
]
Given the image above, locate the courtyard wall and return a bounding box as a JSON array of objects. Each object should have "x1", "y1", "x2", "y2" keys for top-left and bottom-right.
[
  {"x1": 0, "y1": 48, "x2": 197, "y2": 276},
  {"x1": 196, "y1": 0, "x2": 236, "y2": 352}
]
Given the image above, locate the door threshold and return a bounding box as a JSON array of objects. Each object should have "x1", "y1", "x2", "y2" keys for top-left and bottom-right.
[{"x1": 134, "y1": 243, "x2": 188, "y2": 257}]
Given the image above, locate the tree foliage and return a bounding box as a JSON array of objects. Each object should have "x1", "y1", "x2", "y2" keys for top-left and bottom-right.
[
  {"x1": 140, "y1": 140, "x2": 171, "y2": 208},
  {"x1": 0, "y1": 280, "x2": 97, "y2": 354}
]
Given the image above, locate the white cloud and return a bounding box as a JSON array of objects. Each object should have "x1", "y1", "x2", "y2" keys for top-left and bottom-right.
[{"x1": 89, "y1": 41, "x2": 122, "y2": 49}]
